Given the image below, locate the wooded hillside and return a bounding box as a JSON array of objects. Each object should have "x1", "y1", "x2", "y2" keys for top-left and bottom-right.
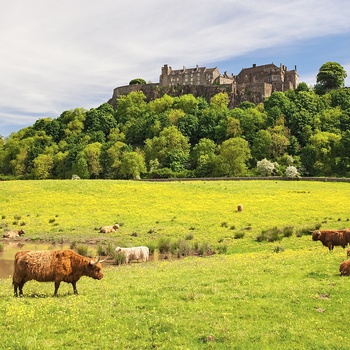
[{"x1": 1, "y1": 64, "x2": 349, "y2": 180}]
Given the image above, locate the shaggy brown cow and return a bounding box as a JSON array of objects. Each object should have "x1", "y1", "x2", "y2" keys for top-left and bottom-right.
[
  {"x1": 13, "y1": 250, "x2": 104, "y2": 297},
  {"x1": 3, "y1": 229, "x2": 25, "y2": 238},
  {"x1": 312, "y1": 229, "x2": 350, "y2": 250},
  {"x1": 99, "y1": 224, "x2": 120, "y2": 233},
  {"x1": 237, "y1": 204, "x2": 243, "y2": 212},
  {"x1": 340, "y1": 260, "x2": 350, "y2": 276}
]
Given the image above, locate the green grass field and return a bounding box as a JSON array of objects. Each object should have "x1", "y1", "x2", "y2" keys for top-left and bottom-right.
[{"x1": 1, "y1": 180, "x2": 350, "y2": 349}]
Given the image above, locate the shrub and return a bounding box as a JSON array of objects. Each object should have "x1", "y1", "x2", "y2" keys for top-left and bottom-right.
[
  {"x1": 171, "y1": 239, "x2": 191, "y2": 257},
  {"x1": 49, "y1": 218, "x2": 55, "y2": 223},
  {"x1": 20, "y1": 221, "x2": 26, "y2": 226},
  {"x1": 185, "y1": 233, "x2": 194, "y2": 240},
  {"x1": 1, "y1": 215, "x2": 5, "y2": 219},
  {"x1": 296, "y1": 224, "x2": 321, "y2": 237},
  {"x1": 234, "y1": 232, "x2": 245, "y2": 239},
  {"x1": 256, "y1": 158, "x2": 275, "y2": 176},
  {"x1": 76, "y1": 245, "x2": 88, "y2": 257},
  {"x1": 14, "y1": 215, "x2": 21, "y2": 220},
  {"x1": 216, "y1": 244, "x2": 228, "y2": 254},
  {"x1": 113, "y1": 252, "x2": 126, "y2": 265},
  {"x1": 285, "y1": 165, "x2": 300, "y2": 179},
  {"x1": 97, "y1": 244, "x2": 107, "y2": 256},
  {"x1": 158, "y1": 237, "x2": 172, "y2": 254},
  {"x1": 197, "y1": 242, "x2": 213, "y2": 256},
  {"x1": 256, "y1": 227, "x2": 282, "y2": 242},
  {"x1": 273, "y1": 246, "x2": 285, "y2": 253},
  {"x1": 70, "y1": 241, "x2": 77, "y2": 249},
  {"x1": 282, "y1": 226, "x2": 294, "y2": 237}
]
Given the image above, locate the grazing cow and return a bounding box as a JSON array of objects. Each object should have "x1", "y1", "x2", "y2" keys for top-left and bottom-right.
[
  {"x1": 100, "y1": 224, "x2": 120, "y2": 233},
  {"x1": 3, "y1": 229, "x2": 25, "y2": 238},
  {"x1": 114, "y1": 246, "x2": 149, "y2": 264},
  {"x1": 312, "y1": 229, "x2": 350, "y2": 250},
  {"x1": 340, "y1": 260, "x2": 350, "y2": 276},
  {"x1": 13, "y1": 250, "x2": 104, "y2": 297},
  {"x1": 237, "y1": 204, "x2": 243, "y2": 212}
]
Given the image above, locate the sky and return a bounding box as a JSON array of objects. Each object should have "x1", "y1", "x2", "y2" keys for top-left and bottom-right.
[{"x1": 1, "y1": 0, "x2": 350, "y2": 137}]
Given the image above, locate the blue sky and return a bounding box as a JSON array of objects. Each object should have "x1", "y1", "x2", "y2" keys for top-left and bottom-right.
[{"x1": 1, "y1": 0, "x2": 350, "y2": 137}]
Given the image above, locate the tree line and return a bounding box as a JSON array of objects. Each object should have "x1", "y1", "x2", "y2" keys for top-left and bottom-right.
[{"x1": 0, "y1": 62, "x2": 349, "y2": 180}]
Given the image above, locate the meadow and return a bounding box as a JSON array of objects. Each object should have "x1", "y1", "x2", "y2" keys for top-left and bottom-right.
[{"x1": 1, "y1": 179, "x2": 350, "y2": 349}]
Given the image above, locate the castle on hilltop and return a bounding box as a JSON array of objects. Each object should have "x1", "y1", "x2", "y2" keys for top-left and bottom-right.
[{"x1": 108, "y1": 62, "x2": 299, "y2": 108}]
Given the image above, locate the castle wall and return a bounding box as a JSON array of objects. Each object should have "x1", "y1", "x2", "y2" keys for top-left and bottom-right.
[{"x1": 108, "y1": 63, "x2": 298, "y2": 109}]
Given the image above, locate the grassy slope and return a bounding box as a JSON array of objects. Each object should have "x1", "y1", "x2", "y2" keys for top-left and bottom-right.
[{"x1": 0, "y1": 180, "x2": 350, "y2": 349}]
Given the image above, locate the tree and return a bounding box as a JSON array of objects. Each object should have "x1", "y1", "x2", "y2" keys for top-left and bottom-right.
[
  {"x1": 84, "y1": 142, "x2": 103, "y2": 178},
  {"x1": 33, "y1": 154, "x2": 53, "y2": 179},
  {"x1": 119, "y1": 151, "x2": 146, "y2": 179},
  {"x1": 256, "y1": 158, "x2": 275, "y2": 176},
  {"x1": 191, "y1": 138, "x2": 217, "y2": 177},
  {"x1": 129, "y1": 78, "x2": 146, "y2": 85},
  {"x1": 144, "y1": 126, "x2": 190, "y2": 171},
  {"x1": 217, "y1": 137, "x2": 251, "y2": 176},
  {"x1": 316, "y1": 62, "x2": 347, "y2": 93}
]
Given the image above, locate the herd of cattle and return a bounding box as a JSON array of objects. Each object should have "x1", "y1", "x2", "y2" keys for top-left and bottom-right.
[{"x1": 3, "y1": 225, "x2": 350, "y2": 296}]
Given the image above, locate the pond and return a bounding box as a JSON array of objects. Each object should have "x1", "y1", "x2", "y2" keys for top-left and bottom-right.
[{"x1": 0, "y1": 241, "x2": 70, "y2": 279}]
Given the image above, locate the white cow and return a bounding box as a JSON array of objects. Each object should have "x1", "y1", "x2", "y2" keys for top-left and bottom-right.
[{"x1": 114, "y1": 246, "x2": 149, "y2": 264}]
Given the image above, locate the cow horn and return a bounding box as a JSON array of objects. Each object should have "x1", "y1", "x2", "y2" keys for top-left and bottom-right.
[
  {"x1": 90, "y1": 257, "x2": 100, "y2": 265},
  {"x1": 99, "y1": 258, "x2": 106, "y2": 263}
]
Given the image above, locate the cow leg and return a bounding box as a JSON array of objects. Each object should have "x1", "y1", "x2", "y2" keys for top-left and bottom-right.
[
  {"x1": 54, "y1": 281, "x2": 61, "y2": 296},
  {"x1": 13, "y1": 283, "x2": 18, "y2": 297},
  {"x1": 14, "y1": 281, "x2": 25, "y2": 297},
  {"x1": 72, "y1": 281, "x2": 78, "y2": 295}
]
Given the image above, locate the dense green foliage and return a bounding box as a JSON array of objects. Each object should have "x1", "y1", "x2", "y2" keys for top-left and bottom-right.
[
  {"x1": 0, "y1": 62, "x2": 349, "y2": 180},
  {"x1": 1, "y1": 180, "x2": 350, "y2": 348}
]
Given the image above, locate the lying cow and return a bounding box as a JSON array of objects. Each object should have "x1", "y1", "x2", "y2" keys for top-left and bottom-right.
[
  {"x1": 312, "y1": 229, "x2": 350, "y2": 250},
  {"x1": 13, "y1": 249, "x2": 104, "y2": 297},
  {"x1": 340, "y1": 259, "x2": 350, "y2": 276},
  {"x1": 3, "y1": 229, "x2": 25, "y2": 238},
  {"x1": 100, "y1": 224, "x2": 120, "y2": 233},
  {"x1": 114, "y1": 246, "x2": 149, "y2": 264}
]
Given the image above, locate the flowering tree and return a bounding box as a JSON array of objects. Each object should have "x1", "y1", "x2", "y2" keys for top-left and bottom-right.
[
  {"x1": 256, "y1": 158, "x2": 275, "y2": 176},
  {"x1": 285, "y1": 165, "x2": 300, "y2": 179}
]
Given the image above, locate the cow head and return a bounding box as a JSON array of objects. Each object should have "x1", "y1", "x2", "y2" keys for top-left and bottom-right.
[
  {"x1": 115, "y1": 247, "x2": 121, "y2": 253},
  {"x1": 88, "y1": 257, "x2": 104, "y2": 280},
  {"x1": 312, "y1": 230, "x2": 321, "y2": 241}
]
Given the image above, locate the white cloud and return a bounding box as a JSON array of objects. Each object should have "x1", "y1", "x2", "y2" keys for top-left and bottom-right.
[{"x1": 1, "y1": 0, "x2": 350, "y2": 136}]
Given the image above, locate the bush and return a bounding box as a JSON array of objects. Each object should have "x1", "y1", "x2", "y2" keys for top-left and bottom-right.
[
  {"x1": 234, "y1": 232, "x2": 245, "y2": 239},
  {"x1": 185, "y1": 233, "x2": 194, "y2": 240},
  {"x1": 76, "y1": 245, "x2": 89, "y2": 257},
  {"x1": 285, "y1": 166, "x2": 300, "y2": 179},
  {"x1": 171, "y1": 239, "x2": 191, "y2": 257},
  {"x1": 256, "y1": 227, "x2": 282, "y2": 242},
  {"x1": 256, "y1": 158, "x2": 275, "y2": 176},
  {"x1": 197, "y1": 242, "x2": 214, "y2": 256},
  {"x1": 113, "y1": 252, "x2": 126, "y2": 265},
  {"x1": 158, "y1": 237, "x2": 172, "y2": 254},
  {"x1": 296, "y1": 224, "x2": 321, "y2": 237},
  {"x1": 273, "y1": 246, "x2": 285, "y2": 253},
  {"x1": 216, "y1": 244, "x2": 228, "y2": 254},
  {"x1": 282, "y1": 226, "x2": 294, "y2": 237}
]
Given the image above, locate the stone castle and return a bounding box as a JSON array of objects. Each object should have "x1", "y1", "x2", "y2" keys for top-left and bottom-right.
[{"x1": 108, "y1": 62, "x2": 299, "y2": 108}]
